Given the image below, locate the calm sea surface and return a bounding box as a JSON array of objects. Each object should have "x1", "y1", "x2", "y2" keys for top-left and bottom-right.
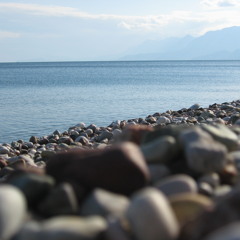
[{"x1": 0, "y1": 60, "x2": 240, "y2": 143}]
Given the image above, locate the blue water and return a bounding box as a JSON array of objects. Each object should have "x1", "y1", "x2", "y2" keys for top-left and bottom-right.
[{"x1": 0, "y1": 60, "x2": 240, "y2": 143}]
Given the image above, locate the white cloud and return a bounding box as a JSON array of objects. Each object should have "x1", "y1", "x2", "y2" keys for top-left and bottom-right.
[
  {"x1": 201, "y1": 0, "x2": 240, "y2": 8},
  {"x1": 1, "y1": 2, "x2": 240, "y2": 38},
  {"x1": 0, "y1": 31, "x2": 20, "y2": 39}
]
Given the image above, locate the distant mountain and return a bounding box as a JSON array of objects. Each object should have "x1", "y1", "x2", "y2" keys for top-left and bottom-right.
[{"x1": 120, "y1": 26, "x2": 240, "y2": 60}]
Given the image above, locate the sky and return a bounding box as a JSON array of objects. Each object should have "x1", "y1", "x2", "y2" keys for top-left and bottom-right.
[{"x1": 1, "y1": 0, "x2": 240, "y2": 62}]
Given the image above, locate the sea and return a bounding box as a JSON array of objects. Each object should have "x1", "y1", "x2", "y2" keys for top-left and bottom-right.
[{"x1": 0, "y1": 60, "x2": 240, "y2": 144}]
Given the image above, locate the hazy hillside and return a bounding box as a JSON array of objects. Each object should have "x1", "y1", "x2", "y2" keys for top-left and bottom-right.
[{"x1": 121, "y1": 26, "x2": 240, "y2": 60}]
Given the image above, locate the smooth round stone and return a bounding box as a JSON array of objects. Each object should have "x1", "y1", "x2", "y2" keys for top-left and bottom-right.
[
  {"x1": 157, "y1": 116, "x2": 171, "y2": 124},
  {"x1": 148, "y1": 164, "x2": 170, "y2": 183},
  {"x1": 179, "y1": 127, "x2": 228, "y2": 173},
  {"x1": 85, "y1": 129, "x2": 94, "y2": 136},
  {"x1": 112, "y1": 129, "x2": 122, "y2": 139},
  {"x1": 203, "y1": 222, "x2": 240, "y2": 240},
  {"x1": 155, "y1": 174, "x2": 197, "y2": 197},
  {"x1": 229, "y1": 151, "x2": 240, "y2": 170},
  {"x1": 0, "y1": 185, "x2": 27, "y2": 240},
  {"x1": 189, "y1": 103, "x2": 200, "y2": 110},
  {"x1": 140, "y1": 136, "x2": 177, "y2": 163},
  {"x1": 213, "y1": 185, "x2": 232, "y2": 198},
  {"x1": 198, "y1": 173, "x2": 220, "y2": 189},
  {"x1": 81, "y1": 188, "x2": 129, "y2": 218},
  {"x1": 201, "y1": 124, "x2": 239, "y2": 151},
  {"x1": 169, "y1": 193, "x2": 213, "y2": 227},
  {"x1": 126, "y1": 187, "x2": 179, "y2": 240},
  {"x1": 75, "y1": 122, "x2": 86, "y2": 128}
]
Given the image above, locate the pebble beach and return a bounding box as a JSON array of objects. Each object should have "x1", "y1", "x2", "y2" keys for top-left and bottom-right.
[{"x1": 1, "y1": 99, "x2": 240, "y2": 239}]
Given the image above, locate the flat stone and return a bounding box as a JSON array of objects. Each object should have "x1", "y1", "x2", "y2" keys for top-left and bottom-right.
[
  {"x1": 38, "y1": 183, "x2": 78, "y2": 217},
  {"x1": 46, "y1": 142, "x2": 150, "y2": 196},
  {"x1": 179, "y1": 127, "x2": 228, "y2": 173},
  {"x1": 0, "y1": 184, "x2": 27, "y2": 240},
  {"x1": 126, "y1": 187, "x2": 179, "y2": 240},
  {"x1": 201, "y1": 124, "x2": 239, "y2": 151},
  {"x1": 75, "y1": 136, "x2": 89, "y2": 145},
  {"x1": 81, "y1": 188, "x2": 129, "y2": 218},
  {"x1": 141, "y1": 136, "x2": 177, "y2": 163},
  {"x1": 155, "y1": 174, "x2": 197, "y2": 197}
]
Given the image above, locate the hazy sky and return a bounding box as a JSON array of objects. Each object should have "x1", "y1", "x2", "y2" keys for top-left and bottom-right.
[{"x1": 1, "y1": 0, "x2": 240, "y2": 62}]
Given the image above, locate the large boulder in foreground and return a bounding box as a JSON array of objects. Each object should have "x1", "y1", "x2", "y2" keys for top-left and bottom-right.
[{"x1": 46, "y1": 142, "x2": 150, "y2": 196}]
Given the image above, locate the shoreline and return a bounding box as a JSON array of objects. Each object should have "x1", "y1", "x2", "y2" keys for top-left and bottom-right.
[
  {"x1": 1, "y1": 99, "x2": 240, "y2": 161},
  {"x1": 0, "y1": 99, "x2": 240, "y2": 239}
]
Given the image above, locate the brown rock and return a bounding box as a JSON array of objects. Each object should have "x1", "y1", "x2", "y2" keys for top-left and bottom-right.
[{"x1": 46, "y1": 142, "x2": 150, "y2": 196}]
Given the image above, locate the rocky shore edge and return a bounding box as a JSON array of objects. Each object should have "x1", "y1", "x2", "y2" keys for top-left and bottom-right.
[{"x1": 1, "y1": 100, "x2": 240, "y2": 239}]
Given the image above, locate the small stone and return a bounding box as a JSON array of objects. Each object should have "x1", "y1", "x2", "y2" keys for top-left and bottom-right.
[
  {"x1": 41, "y1": 150, "x2": 56, "y2": 160},
  {"x1": 141, "y1": 136, "x2": 177, "y2": 163},
  {"x1": 29, "y1": 136, "x2": 38, "y2": 144},
  {"x1": 179, "y1": 127, "x2": 228, "y2": 173},
  {"x1": 46, "y1": 142, "x2": 150, "y2": 196},
  {"x1": 38, "y1": 183, "x2": 78, "y2": 217},
  {"x1": 0, "y1": 145, "x2": 10, "y2": 154},
  {"x1": 189, "y1": 104, "x2": 200, "y2": 110},
  {"x1": 75, "y1": 122, "x2": 86, "y2": 128},
  {"x1": 81, "y1": 188, "x2": 129, "y2": 218},
  {"x1": 0, "y1": 185, "x2": 27, "y2": 240},
  {"x1": 96, "y1": 131, "x2": 113, "y2": 142},
  {"x1": 201, "y1": 124, "x2": 239, "y2": 151},
  {"x1": 155, "y1": 174, "x2": 197, "y2": 197},
  {"x1": 126, "y1": 187, "x2": 179, "y2": 240},
  {"x1": 58, "y1": 136, "x2": 73, "y2": 145},
  {"x1": 157, "y1": 116, "x2": 171, "y2": 124},
  {"x1": 85, "y1": 128, "x2": 94, "y2": 136},
  {"x1": 75, "y1": 136, "x2": 89, "y2": 145}
]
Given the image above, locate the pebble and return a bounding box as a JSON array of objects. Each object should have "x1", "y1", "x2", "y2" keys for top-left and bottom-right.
[
  {"x1": 0, "y1": 185, "x2": 27, "y2": 240},
  {"x1": 141, "y1": 136, "x2": 177, "y2": 163},
  {"x1": 157, "y1": 116, "x2": 171, "y2": 124},
  {"x1": 126, "y1": 187, "x2": 179, "y2": 240},
  {"x1": 155, "y1": 174, "x2": 197, "y2": 197},
  {"x1": 201, "y1": 124, "x2": 239, "y2": 151},
  {"x1": 179, "y1": 127, "x2": 228, "y2": 173},
  {"x1": 80, "y1": 188, "x2": 129, "y2": 218}
]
